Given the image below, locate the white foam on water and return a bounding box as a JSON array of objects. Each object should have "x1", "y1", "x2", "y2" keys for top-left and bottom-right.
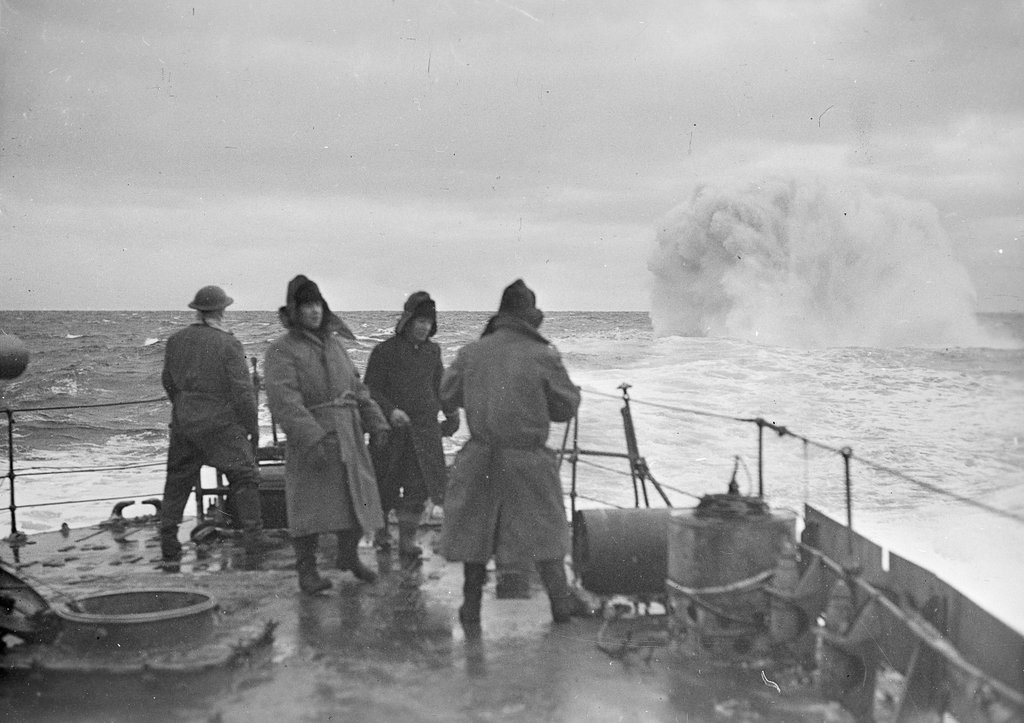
[{"x1": 568, "y1": 332, "x2": 1024, "y2": 634}]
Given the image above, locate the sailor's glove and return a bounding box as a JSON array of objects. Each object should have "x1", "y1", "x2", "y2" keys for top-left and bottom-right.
[
  {"x1": 313, "y1": 432, "x2": 339, "y2": 466},
  {"x1": 389, "y1": 408, "x2": 411, "y2": 428},
  {"x1": 439, "y1": 413, "x2": 460, "y2": 437}
]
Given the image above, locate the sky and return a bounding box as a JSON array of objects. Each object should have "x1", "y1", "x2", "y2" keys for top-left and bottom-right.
[{"x1": 1, "y1": 1, "x2": 1021, "y2": 312}]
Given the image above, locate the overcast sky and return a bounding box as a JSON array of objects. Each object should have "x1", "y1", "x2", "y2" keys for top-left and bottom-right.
[{"x1": 1, "y1": 1, "x2": 1021, "y2": 311}]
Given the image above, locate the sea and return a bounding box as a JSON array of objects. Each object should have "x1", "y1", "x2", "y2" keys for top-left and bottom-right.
[{"x1": 1, "y1": 308, "x2": 1023, "y2": 636}]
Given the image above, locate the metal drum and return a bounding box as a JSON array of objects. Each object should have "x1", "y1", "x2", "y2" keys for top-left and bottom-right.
[
  {"x1": 224, "y1": 460, "x2": 288, "y2": 529},
  {"x1": 667, "y1": 495, "x2": 795, "y2": 654},
  {"x1": 572, "y1": 508, "x2": 671, "y2": 595},
  {"x1": 256, "y1": 461, "x2": 288, "y2": 529}
]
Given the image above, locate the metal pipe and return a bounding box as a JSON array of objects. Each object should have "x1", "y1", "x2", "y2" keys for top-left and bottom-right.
[
  {"x1": 570, "y1": 413, "x2": 580, "y2": 523},
  {"x1": 618, "y1": 384, "x2": 642, "y2": 508},
  {"x1": 16, "y1": 492, "x2": 163, "y2": 510},
  {"x1": 574, "y1": 448, "x2": 631, "y2": 460},
  {"x1": 841, "y1": 446, "x2": 853, "y2": 555},
  {"x1": 757, "y1": 418, "x2": 765, "y2": 498},
  {"x1": 5, "y1": 408, "x2": 18, "y2": 537},
  {"x1": 556, "y1": 416, "x2": 572, "y2": 473}
]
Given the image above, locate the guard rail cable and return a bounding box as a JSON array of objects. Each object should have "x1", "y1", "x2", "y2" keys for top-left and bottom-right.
[
  {"x1": 2, "y1": 397, "x2": 169, "y2": 539},
  {"x1": 4, "y1": 385, "x2": 1024, "y2": 545},
  {"x1": 570, "y1": 385, "x2": 1024, "y2": 534},
  {"x1": 8, "y1": 389, "x2": 1019, "y2": 718}
]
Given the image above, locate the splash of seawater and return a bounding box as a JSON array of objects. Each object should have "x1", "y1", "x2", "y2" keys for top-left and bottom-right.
[{"x1": 648, "y1": 175, "x2": 998, "y2": 348}]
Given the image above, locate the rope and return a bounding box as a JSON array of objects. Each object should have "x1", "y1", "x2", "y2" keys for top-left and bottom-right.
[
  {"x1": 665, "y1": 571, "x2": 775, "y2": 626},
  {"x1": 666, "y1": 569, "x2": 774, "y2": 597}
]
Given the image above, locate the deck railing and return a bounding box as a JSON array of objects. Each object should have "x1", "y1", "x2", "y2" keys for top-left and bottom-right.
[
  {"x1": 5, "y1": 386, "x2": 1022, "y2": 540},
  {"x1": 2, "y1": 398, "x2": 167, "y2": 538}
]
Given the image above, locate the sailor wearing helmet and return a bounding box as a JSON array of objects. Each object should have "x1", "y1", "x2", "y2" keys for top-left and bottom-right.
[{"x1": 160, "y1": 285, "x2": 268, "y2": 571}]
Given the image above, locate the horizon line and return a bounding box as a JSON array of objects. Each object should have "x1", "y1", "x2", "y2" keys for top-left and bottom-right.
[{"x1": 0, "y1": 308, "x2": 653, "y2": 314}]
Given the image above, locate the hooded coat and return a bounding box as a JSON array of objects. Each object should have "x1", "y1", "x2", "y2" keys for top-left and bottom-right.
[
  {"x1": 364, "y1": 292, "x2": 455, "y2": 506},
  {"x1": 264, "y1": 277, "x2": 388, "y2": 536},
  {"x1": 364, "y1": 334, "x2": 451, "y2": 505},
  {"x1": 438, "y1": 312, "x2": 580, "y2": 565}
]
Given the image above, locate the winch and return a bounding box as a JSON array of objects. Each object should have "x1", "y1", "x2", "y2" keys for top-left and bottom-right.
[{"x1": 666, "y1": 489, "x2": 796, "y2": 655}]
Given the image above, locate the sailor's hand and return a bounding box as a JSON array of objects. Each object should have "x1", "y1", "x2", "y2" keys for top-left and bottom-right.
[
  {"x1": 314, "y1": 433, "x2": 338, "y2": 465},
  {"x1": 439, "y1": 413, "x2": 460, "y2": 437},
  {"x1": 370, "y1": 429, "x2": 390, "y2": 451},
  {"x1": 389, "y1": 409, "x2": 411, "y2": 427}
]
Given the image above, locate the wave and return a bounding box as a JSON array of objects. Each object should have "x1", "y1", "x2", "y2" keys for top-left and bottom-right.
[{"x1": 647, "y1": 173, "x2": 1000, "y2": 349}]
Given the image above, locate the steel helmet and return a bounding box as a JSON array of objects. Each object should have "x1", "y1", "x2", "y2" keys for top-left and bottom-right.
[{"x1": 188, "y1": 285, "x2": 234, "y2": 311}]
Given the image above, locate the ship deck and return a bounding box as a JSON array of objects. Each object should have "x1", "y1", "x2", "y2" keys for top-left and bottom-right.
[{"x1": 0, "y1": 519, "x2": 850, "y2": 723}]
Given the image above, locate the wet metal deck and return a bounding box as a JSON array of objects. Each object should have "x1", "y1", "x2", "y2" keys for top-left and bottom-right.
[{"x1": 0, "y1": 520, "x2": 850, "y2": 723}]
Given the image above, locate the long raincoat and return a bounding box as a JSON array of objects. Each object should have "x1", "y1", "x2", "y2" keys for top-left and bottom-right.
[
  {"x1": 364, "y1": 333, "x2": 453, "y2": 506},
  {"x1": 264, "y1": 328, "x2": 387, "y2": 537},
  {"x1": 438, "y1": 314, "x2": 580, "y2": 565}
]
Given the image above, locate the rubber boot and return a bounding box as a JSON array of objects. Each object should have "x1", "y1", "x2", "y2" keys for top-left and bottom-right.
[
  {"x1": 233, "y1": 486, "x2": 283, "y2": 553},
  {"x1": 459, "y1": 563, "x2": 487, "y2": 627},
  {"x1": 373, "y1": 518, "x2": 392, "y2": 552},
  {"x1": 336, "y1": 529, "x2": 377, "y2": 583},
  {"x1": 159, "y1": 524, "x2": 182, "y2": 573},
  {"x1": 396, "y1": 509, "x2": 423, "y2": 559},
  {"x1": 537, "y1": 559, "x2": 573, "y2": 623},
  {"x1": 293, "y1": 535, "x2": 331, "y2": 595}
]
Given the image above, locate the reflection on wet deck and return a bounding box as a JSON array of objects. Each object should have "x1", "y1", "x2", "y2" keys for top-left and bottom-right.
[{"x1": 1, "y1": 522, "x2": 848, "y2": 722}]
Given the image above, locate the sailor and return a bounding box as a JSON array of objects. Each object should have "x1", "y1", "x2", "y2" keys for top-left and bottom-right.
[
  {"x1": 364, "y1": 291, "x2": 460, "y2": 560},
  {"x1": 264, "y1": 275, "x2": 389, "y2": 594},
  {"x1": 439, "y1": 279, "x2": 581, "y2": 628},
  {"x1": 159, "y1": 285, "x2": 267, "y2": 572}
]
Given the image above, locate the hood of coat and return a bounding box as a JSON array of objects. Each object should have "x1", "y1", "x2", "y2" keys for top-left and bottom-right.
[
  {"x1": 395, "y1": 291, "x2": 437, "y2": 337},
  {"x1": 481, "y1": 279, "x2": 545, "y2": 338},
  {"x1": 279, "y1": 275, "x2": 356, "y2": 340},
  {"x1": 499, "y1": 279, "x2": 543, "y2": 327},
  {"x1": 480, "y1": 312, "x2": 550, "y2": 343}
]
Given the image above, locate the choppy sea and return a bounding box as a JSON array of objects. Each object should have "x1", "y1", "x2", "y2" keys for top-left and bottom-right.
[{"x1": 1, "y1": 309, "x2": 1022, "y2": 632}]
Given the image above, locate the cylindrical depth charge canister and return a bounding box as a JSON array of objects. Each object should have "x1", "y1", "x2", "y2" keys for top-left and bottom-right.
[{"x1": 573, "y1": 508, "x2": 672, "y2": 595}]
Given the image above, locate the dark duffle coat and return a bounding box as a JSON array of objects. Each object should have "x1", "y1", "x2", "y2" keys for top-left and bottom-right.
[
  {"x1": 364, "y1": 333, "x2": 454, "y2": 505},
  {"x1": 438, "y1": 314, "x2": 580, "y2": 565},
  {"x1": 264, "y1": 327, "x2": 388, "y2": 537}
]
